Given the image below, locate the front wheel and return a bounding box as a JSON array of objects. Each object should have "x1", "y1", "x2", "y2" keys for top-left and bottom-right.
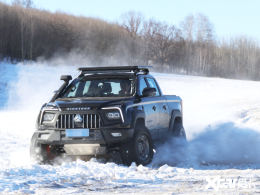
[
  {"x1": 120, "y1": 129, "x2": 154, "y2": 166},
  {"x1": 133, "y1": 129, "x2": 154, "y2": 165},
  {"x1": 30, "y1": 133, "x2": 55, "y2": 164}
]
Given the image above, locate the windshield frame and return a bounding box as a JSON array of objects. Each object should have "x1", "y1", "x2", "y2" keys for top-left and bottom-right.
[{"x1": 58, "y1": 75, "x2": 137, "y2": 99}]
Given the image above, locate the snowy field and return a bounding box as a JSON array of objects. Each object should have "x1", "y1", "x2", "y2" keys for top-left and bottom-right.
[{"x1": 0, "y1": 62, "x2": 260, "y2": 194}]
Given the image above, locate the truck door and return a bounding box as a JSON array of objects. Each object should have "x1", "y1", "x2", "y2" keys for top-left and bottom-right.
[
  {"x1": 138, "y1": 77, "x2": 159, "y2": 139},
  {"x1": 146, "y1": 78, "x2": 170, "y2": 139}
]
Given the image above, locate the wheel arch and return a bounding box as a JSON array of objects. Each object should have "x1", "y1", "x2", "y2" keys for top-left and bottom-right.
[
  {"x1": 133, "y1": 116, "x2": 153, "y2": 138},
  {"x1": 169, "y1": 110, "x2": 183, "y2": 130},
  {"x1": 134, "y1": 117, "x2": 146, "y2": 131}
]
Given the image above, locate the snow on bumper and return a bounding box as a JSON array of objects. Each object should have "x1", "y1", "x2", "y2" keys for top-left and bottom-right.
[{"x1": 64, "y1": 144, "x2": 106, "y2": 155}]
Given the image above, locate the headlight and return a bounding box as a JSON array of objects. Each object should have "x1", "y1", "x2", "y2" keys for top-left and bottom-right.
[
  {"x1": 43, "y1": 113, "x2": 55, "y2": 122},
  {"x1": 106, "y1": 111, "x2": 121, "y2": 120}
]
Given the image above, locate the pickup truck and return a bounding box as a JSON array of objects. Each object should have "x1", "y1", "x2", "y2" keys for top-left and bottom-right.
[{"x1": 30, "y1": 66, "x2": 186, "y2": 165}]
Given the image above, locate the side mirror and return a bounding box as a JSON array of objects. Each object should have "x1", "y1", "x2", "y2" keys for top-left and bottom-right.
[
  {"x1": 60, "y1": 75, "x2": 72, "y2": 82},
  {"x1": 142, "y1": 87, "x2": 156, "y2": 97}
]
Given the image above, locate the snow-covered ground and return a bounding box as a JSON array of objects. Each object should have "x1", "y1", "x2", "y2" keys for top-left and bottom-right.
[{"x1": 0, "y1": 62, "x2": 260, "y2": 194}]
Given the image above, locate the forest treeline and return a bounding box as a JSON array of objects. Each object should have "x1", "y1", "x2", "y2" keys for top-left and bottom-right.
[{"x1": 1, "y1": 2, "x2": 260, "y2": 80}]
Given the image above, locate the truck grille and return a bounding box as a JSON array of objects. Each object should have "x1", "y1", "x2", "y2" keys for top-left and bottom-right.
[{"x1": 56, "y1": 113, "x2": 101, "y2": 129}]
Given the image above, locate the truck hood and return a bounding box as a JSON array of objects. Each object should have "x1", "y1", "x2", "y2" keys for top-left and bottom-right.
[{"x1": 52, "y1": 97, "x2": 134, "y2": 110}]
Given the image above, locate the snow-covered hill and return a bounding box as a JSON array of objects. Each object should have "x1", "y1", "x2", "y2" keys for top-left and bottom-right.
[{"x1": 0, "y1": 62, "x2": 260, "y2": 194}]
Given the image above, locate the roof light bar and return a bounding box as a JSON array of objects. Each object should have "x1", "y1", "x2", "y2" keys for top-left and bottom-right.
[{"x1": 78, "y1": 66, "x2": 152, "y2": 75}]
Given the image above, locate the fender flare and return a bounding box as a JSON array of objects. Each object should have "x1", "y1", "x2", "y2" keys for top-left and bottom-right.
[
  {"x1": 131, "y1": 109, "x2": 145, "y2": 129},
  {"x1": 169, "y1": 109, "x2": 183, "y2": 129},
  {"x1": 132, "y1": 113, "x2": 147, "y2": 135}
]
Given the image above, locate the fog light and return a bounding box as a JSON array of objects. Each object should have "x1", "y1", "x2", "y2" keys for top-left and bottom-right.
[
  {"x1": 35, "y1": 147, "x2": 40, "y2": 154},
  {"x1": 111, "y1": 132, "x2": 122, "y2": 137},
  {"x1": 40, "y1": 134, "x2": 50, "y2": 140}
]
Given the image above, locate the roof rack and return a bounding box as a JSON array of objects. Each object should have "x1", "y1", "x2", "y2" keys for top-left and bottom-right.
[{"x1": 78, "y1": 66, "x2": 152, "y2": 75}]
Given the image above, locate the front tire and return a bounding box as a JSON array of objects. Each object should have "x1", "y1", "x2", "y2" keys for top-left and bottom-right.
[
  {"x1": 133, "y1": 129, "x2": 154, "y2": 165},
  {"x1": 120, "y1": 129, "x2": 154, "y2": 166},
  {"x1": 30, "y1": 133, "x2": 54, "y2": 164}
]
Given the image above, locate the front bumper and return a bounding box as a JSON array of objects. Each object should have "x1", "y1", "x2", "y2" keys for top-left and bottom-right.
[
  {"x1": 34, "y1": 127, "x2": 134, "y2": 147},
  {"x1": 33, "y1": 128, "x2": 134, "y2": 156}
]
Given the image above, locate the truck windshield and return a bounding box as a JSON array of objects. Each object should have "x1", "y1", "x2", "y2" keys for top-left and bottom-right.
[{"x1": 61, "y1": 77, "x2": 135, "y2": 98}]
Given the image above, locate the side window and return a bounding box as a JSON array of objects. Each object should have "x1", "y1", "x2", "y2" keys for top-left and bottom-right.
[
  {"x1": 139, "y1": 78, "x2": 148, "y2": 95},
  {"x1": 146, "y1": 78, "x2": 160, "y2": 96}
]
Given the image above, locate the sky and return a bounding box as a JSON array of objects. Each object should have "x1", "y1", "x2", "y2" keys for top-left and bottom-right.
[{"x1": 3, "y1": 0, "x2": 260, "y2": 41}]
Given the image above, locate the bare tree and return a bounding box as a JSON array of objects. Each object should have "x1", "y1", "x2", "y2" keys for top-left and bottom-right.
[
  {"x1": 142, "y1": 19, "x2": 181, "y2": 71},
  {"x1": 180, "y1": 14, "x2": 195, "y2": 41},
  {"x1": 121, "y1": 11, "x2": 144, "y2": 37},
  {"x1": 181, "y1": 13, "x2": 214, "y2": 42},
  {"x1": 120, "y1": 11, "x2": 145, "y2": 65},
  {"x1": 196, "y1": 13, "x2": 214, "y2": 42}
]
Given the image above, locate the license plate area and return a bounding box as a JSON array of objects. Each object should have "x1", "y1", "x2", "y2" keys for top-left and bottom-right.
[{"x1": 65, "y1": 129, "x2": 89, "y2": 137}]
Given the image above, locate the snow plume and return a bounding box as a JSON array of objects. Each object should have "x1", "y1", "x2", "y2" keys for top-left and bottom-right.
[
  {"x1": 6, "y1": 62, "x2": 78, "y2": 111},
  {"x1": 152, "y1": 123, "x2": 260, "y2": 167},
  {"x1": 0, "y1": 62, "x2": 77, "y2": 168},
  {"x1": 35, "y1": 49, "x2": 132, "y2": 68}
]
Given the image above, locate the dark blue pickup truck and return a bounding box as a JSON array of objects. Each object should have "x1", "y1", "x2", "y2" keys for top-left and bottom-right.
[{"x1": 30, "y1": 66, "x2": 186, "y2": 165}]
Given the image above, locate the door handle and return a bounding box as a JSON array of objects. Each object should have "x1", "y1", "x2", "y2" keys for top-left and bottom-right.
[
  {"x1": 152, "y1": 105, "x2": 156, "y2": 111},
  {"x1": 163, "y1": 105, "x2": 167, "y2": 110}
]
